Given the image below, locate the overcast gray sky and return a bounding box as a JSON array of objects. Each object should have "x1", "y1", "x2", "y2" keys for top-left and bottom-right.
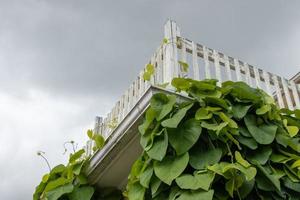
[{"x1": 0, "y1": 0, "x2": 299, "y2": 199}]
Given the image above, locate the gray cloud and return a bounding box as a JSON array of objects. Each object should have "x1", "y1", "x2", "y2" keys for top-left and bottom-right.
[{"x1": 0, "y1": 0, "x2": 299, "y2": 199}]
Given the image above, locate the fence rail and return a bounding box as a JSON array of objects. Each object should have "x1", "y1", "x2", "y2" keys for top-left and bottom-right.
[{"x1": 86, "y1": 20, "x2": 300, "y2": 154}]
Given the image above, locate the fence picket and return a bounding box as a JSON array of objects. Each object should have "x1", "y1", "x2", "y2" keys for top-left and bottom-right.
[
  {"x1": 225, "y1": 55, "x2": 232, "y2": 80},
  {"x1": 213, "y1": 50, "x2": 221, "y2": 85},
  {"x1": 234, "y1": 59, "x2": 241, "y2": 81},
  {"x1": 290, "y1": 80, "x2": 300, "y2": 109},
  {"x1": 192, "y1": 41, "x2": 200, "y2": 80},
  {"x1": 281, "y1": 78, "x2": 293, "y2": 109},
  {"x1": 203, "y1": 46, "x2": 211, "y2": 79},
  {"x1": 253, "y1": 67, "x2": 261, "y2": 88},
  {"x1": 273, "y1": 75, "x2": 284, "y2": 108}
]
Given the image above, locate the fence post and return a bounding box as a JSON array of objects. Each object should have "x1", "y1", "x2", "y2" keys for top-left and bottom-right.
[{"x1": 163, "y1": 19, "x2": 181, "y2": 84}]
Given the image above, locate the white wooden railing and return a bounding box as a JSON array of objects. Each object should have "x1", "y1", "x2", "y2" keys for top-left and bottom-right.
[{"x1": 86, "y1": 20, "x2": 300, "y2": 153}]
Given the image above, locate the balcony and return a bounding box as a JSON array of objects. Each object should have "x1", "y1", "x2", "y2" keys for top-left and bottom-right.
[{"x1": 85, "y1": 20, "x2": 300, "y2": 191}]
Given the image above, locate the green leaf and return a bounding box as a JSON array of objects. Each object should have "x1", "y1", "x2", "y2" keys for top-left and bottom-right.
[
  {"x1": 42, "y1": 174, "x2": 50, "y2": 183},
  {"x1": 146, "y1": 64, "x2": 154, "y2": 74},
  {"x1": 208, "y1": 162, "x2": 256, "y2": 181},
  {"x1": 68, "y1": 186, "x2": 94, "y2": 200},
  {"x1": 175, "y1": 171, "x2": 215, "y2": 190},
  {"x1": 138, "y1": 108, "x2": 156, "y2": 135},
  {"x1": 189, "y1": 147, "x2": 222, "y2": 170},
  {"x1": 73, "y1": 161, "x2": 84, "y2": 175},
  {"x1": 235, "y1": 151, "x2": 250, "y2": 168},
  {"x1": 287, "y1": 126, "x2": 299, "y2": 137},
  {"x1": 239, "y1": 126, "x2": 251, "y2": 137},
  {"x1": 218, "y1": 112, "x2": 238, "y2": 128},
  {"x1": 236, "y1": 135, "x2": 258, "y2": 150},
  {"x1": 248, "y1": 146, "x2": 272, "y2": 165},
  {"x1": 168, "y1": 186, "x2": 181, "y2": 200},
  {"x1": 147, "y1": 131, "x2": 168, "y2": 161},
  {"x1": 44, "y1": 177, "x2": 72, "y2": 192},
  {"x1": 178, "y1": 61, "x2": 189, "y2": 72},
  {"x1": 150, "y1": 94, "x2": 176, "y2": 121},
  {"x1": 50, "y1": 164, "x2": 66, "y2": 175},
  {"x1": 33, "y1": 181, "x2": 46, "y2": 200},
  {"x1": 225, "y1": 176, "x2": 243, "y2": 197},
  {"x1": 69, "y1": 149, "x2": 85, "y2": 163},
  {"x1": 162, "y1": 103, "x2": 193, "y2": 128},
  {"x1": 291, "y1": 159, "x2": 300, "y2": 169},
  {"x1": 87, "y1": 129, "x2": 93, "y2": 139},
  {"x1": 201, "y1": 121, "x2": 228, "y2": 135},
  {"x1": 226, "y1": 81, "x2": 261, "y2": 102},
  {"x1": 256, "y1": 104, "x2": 271, "y2": 115},
  {"x1": 130, "y1": 158, "x2": 144, "y2": 179},
  {"x1": 205, "y1": 97, "x2": 229, "y2": 110},
  {"x1": 128, "y1": 182, "x2": 146, "y2": 200},
  {"x1": 45, "y1": 183, "x2": 74, "y2": 200},
  {"x1": 156, "y1": 82, "x2": 169, "y2": 89},
  {"x1": 244, "y1": 114, "x2": 277, "y2": 144},
  {"x1": 171, "y1": 78, "x2": 191, "y2": 92},
  {"x1": 154, "y1": 152, "x2": 189, "y2": 185},
  {"x1": 168, "y1": 119, "x2": 202, "y2": 155},
  {"x1": 176, "y1": 189, "x2": 214, "y2": 200},
  {"x1": 140, "y1": 165, "x2": 153, "y2": 188},
  {"x1": 150, "y1": 175, "x2": 161, "y2": 196},
  {"x1": 143, "y1": 64, "x2": 155, "y2": 81},
  {"x1": 93, "y1": 134, "x2": 105, "y2": 149},
  {"x1": 232, "y1": 104, "x2": 251, "y2": 120},
  {"x1": 143, "y1": 71, "x2": 151, "y2": 81},
  {"x1": 195, "y1": 107, "x2": 212, "y2": 120},
  {"x1": 276, "y1": 131, "x2": 300, "y2": 152},
  {"x1": 256, "y1": 164, "x2": 281, "y2": 191},
  {"x1": 282, "y1": 177, "x2": 300, "y2": 192},
  {"x1": 238, "y1": 179, "x2": 255, "y2": 198}
]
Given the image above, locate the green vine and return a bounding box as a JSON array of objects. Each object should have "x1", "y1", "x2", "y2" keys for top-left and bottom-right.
[
  {"x1": 33, "y1": 130, "x2": 123, "y2": 200},
  {"x1": 35, "y1": 75, "x2": 300, "y2": 200},
  {"x1": 126, "y1": 77, "x2": 300, "y2": 200}
]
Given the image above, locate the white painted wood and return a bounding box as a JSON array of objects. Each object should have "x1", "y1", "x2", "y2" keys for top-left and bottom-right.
[
  {"x1": 262, "y1": 70, "x2": 272, "y2": 95},
  {"x1": 150, "y1": 56, "x2": 155, "y2": 85},
  {"x1": 234, "y1": 59, "x2": 241, "y2": 81},
  {"x1": 290, "y1": 80, "x2": 300, "y2": 109},
  {"x1": 134, "y1": 79, "x2": 139, "y2": 103},
  {"x1": 244, "y1": 63, "x2": 251, "y2": 86},
  {"x1": 144, "y1": 66, "x2": 150, "y2": 89},
  {"x1": 128, "y1": 84, "x2": 134, "y2": 110},
  {"x1": 123, "y1": 90, "x2": 129, "y2": 118},
  {"x1": 253, "y1": 67, "x2": 261, "y2": 88},
  {"x1": 224, "y1": 55, "x2": 232, "y2": 81},
  {"x1": 180, "y1": 38, "x2": 187, "y2": 77},
  {"x1": 203, "y1": 46, "x2": 211, "y2": 79},
  {"x1": 164, "y1": 20, "x2": 180, "y2": 83},
  {"x1": 273, "y1": 75, "x2": 284, "y2": 108},
  {"x1": 157, "y1": 47, "x2": 163, "y2": 84},
  {"x1": 281, "y1": 78, "x2": 293, "y2": 109},
  {"x1": 213, "y1": 50, "x2": 221, "y2": 85},
  {"x1": 91, "y1": 20, "x2": 300, "y2": 145},
  {"x1": 139, "y1": 71, "x2": 145, "y2": 97},
  {"x1": 192, "y1": 41, "x2": 200, "y2": 80}
]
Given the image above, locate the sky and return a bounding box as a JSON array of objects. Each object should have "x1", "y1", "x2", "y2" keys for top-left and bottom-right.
[{"x1": 0, "y1": 0, "x2": 299, "y2": 199}]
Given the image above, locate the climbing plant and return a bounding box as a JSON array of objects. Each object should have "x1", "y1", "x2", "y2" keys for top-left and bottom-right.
[
  {"x1": 33, "y1": 130, "x2": 123, "y2": 200},
  {"x1": 126, "y1": 77, "x2": 300, "y2": 200}
]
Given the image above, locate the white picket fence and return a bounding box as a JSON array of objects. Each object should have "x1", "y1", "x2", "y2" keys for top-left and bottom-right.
[{"x1": 89, "y1": 20, "x2": 300, "y2": 147}]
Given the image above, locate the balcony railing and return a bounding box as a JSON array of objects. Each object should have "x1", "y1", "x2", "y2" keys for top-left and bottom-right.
[{"x1": 85, "y1": 20, "x2": 300, "y2": 155}]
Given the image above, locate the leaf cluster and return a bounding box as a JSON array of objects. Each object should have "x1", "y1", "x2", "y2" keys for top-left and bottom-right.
[
  {"x1": 126, "y1": 77, "x2": 300, "y2": 200},
  {"x1": 33, "y1": 131, "x2": 122, "y2": 200}
]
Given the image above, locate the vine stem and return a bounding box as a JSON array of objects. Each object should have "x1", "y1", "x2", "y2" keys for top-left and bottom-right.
[
  {"x1": 225, "y1": 142, "x2": 234, "y2": 163},
  {"x1": 38, "y1": 152, "x2": 51, "y2": 172}
]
